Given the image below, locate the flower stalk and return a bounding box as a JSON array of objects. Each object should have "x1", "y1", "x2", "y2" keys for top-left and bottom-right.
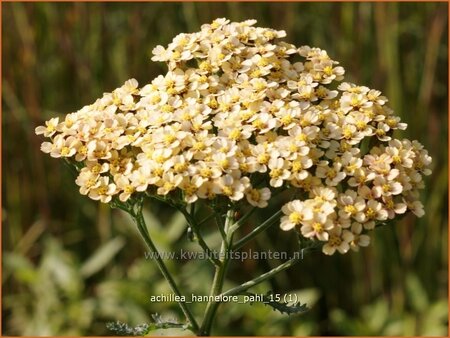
[
  {"x1": 130, "y1": 201, "x2": 200, "y2": 333},
  {"x1": 198, "y1": 209, "x2": 235, "y2": 336}
]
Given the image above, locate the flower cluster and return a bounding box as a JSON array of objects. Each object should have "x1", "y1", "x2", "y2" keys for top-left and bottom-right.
[{"x1": 36, "y1": 18, "x2": 432, "y2": 255}]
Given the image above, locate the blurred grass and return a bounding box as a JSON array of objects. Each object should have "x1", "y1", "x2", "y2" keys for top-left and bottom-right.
[{"x1": 2, "y1": 2, "x2": 448, "y2": 336}]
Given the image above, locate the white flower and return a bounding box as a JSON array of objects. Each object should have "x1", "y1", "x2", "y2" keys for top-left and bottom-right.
[
  {"x1": 75, "y1": 168, "x2": 100, "y2": 195},
  {"x1": 338, "y1": 190, "x2": 365, "y2": 220},
  {"x1": 245, "y1": 187, "x2": 271, "y2": 208},
  {"x1": 213, "y1": 174, "x2": 250, "y2": 201},
  {"x1": 322, "y1": 227, "x2": 354, "y2": 255},
  {"x1": 88, "y1": 176, "x2": 117, "y2": 203},
  {"x1": 35, "y1": 117, "x2": 59, "y2": 137},
  {"x1": 115, "y1": 174, "x2": 135, "y2": 202},
  {"x1": 280, "y1": 200, "x2": 314, "y2": 231},
  {"x1": 268, "y1": 158, "x2": 290, "y2": 187},
  {"x1": 349, "y1": 222, "x2": 370, "y2": 251},
  {"x1": 301, "y1": 213, "x2": 333, "y2": 241}
]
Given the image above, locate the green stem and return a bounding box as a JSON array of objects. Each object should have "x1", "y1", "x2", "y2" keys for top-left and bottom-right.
[
  {"x1": 227, "y1": 207, "x2": 257, "y2": 234},
  {"x1": 220, "y1": 256, "x2": 301, "y2": 298},
  {"x1": 214, "y1": 212, "x2": 227, "y2": 241},
  {"x1": 198, "y1": 212, "x2": 216, "y2": 226},
  {"x1": 132, "y1": 206, "x2": 199, "y2": 332},
  {"x1": 199, "y1": 209, "x2": 234, "y2": 336},
  {"x1": 232, "y1": 210, "x2": 283, "y2": 251},
  {"x1": 179, "y1": 208, "x2": 221, "y2": 267}
]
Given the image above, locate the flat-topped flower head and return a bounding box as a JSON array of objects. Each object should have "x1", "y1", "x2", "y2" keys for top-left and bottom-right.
[{"x1": 36, "y1": 18, "x2": 432, "y2": 256}]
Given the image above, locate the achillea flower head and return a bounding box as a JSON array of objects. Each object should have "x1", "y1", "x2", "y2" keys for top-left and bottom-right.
[{"x1": 36, "y1": 18, "x2": 432, "y2": 255}]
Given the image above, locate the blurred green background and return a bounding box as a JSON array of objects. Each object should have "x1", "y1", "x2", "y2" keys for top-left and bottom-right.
[{"x1": 2, "y1": 2, "x2": 448, "y2": 336}]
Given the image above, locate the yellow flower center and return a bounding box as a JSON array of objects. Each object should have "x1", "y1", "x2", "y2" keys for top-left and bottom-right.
[
  {"x1": 163, "y1": 182, "x2": 175, "y2": 192},
  {"x1": 199, "y1": 61, "x2": 212, "y2": 72},
  {"x1": 78, "y1": 146, "x2": 87, "y2": 155},
  {"x1": 91, "y1": 164, "x2": 102, "y2": 174},
  {"x1": 219, "y1": 103, "x2": 231, "y2": 112},
  {"x1": 326, "y1": 169, "x2": 337, "y2": 179},
  {"x1": 292, "y1": 161, "x2": 303, "y2": 172},
  {"x1": 250, "y1": 69, "x2": 261, "y2": 78},
  {"x1": 222, "y1": 186, "x2": 233, "y2": 196},
  {"x1": 264, "y1": 31, "x2": 275, "y2": 40},
  {"x1": 239, "y1": 162, "x2": 249, "y2": 172},
  {"x1": 164, "y1": 134, "x2": 177, "y2": 145},
  {"x1": 281, "y1": 115, "x2": 293, "y2": 126},
  {"x1": 350, "y1": 97, "x2": 360, "y2": 107},
  {"x1": 323, "y1": 66, "x2": 333, "y2": 76},
  {"x1": 98, "y1": 186, "x2": 108, "y2": 195},
  {"x1": 313, "y1": 222, "x2": 324, "y2": 233},
  {"x1": 343, "y1": 126, "x2": 353, "y2": 139},
  {"x1": 150, "y1": 95, "x2": 161, "y2": 104},
  {"x1": 316, "y1": 86, "x2": 328, "y2": 98},
  {"x1": 200, "y1": 168, "x2": 212, "y2": 178},
  {"x1": 252, "y1": 119, "x2": 265, "y2": 129},
  {"x1": 193, "y1": 141, "x2": 205, "y2": 151},
  {"x1": 393, "y1": 155, "x2": 401, "y2": 164},
  {"x1": 153, "y1": 168, "x2": 163, "y2": 176},
  {"x1": 184, "y1": 183, "x2": 197, "y2": 196},
  {"x1": 386, "y1": 199, "x2": 395, "y2": 209},
  {"x1": 386, "y1": 118, "x2": 398, "y2": 128},
  {"x1": 155, "y1": 155, "x2": 165, "y2": 164},
  {"x1": 289, "y1": 212, "x2": 303, "y2": 225},
  {"x1": 174, "y1": 162, "x2": 188, "y2": 173},
  {"x1": 257, "y1": 153, "x2": 270, "y2": 165},
  {"x1": 366, "y1": 207, "x2": 375, "y2": 219},
  {"x1": 208, "y1": 99, "x2": 218, "y2": 109},
  {"x1": 356, "y1": 121, "x2": 366, "y2": 130},
  {"x1": 124, "y1": 185, "x2": 134, "y2": 194},
  {"x1": 229, "y1": 129, "x2": 241, "y2": 140},
  {"x1": 376, "y1": 129, "x2": 386, "y2": 137},
  {"x1": 344, "y1": 205, "x2": 357, "y2": 215},
  {"x1": 61, "y1": 147, "x2": 70, "y2": 156},
  {"x1": 219, "y1": 159, "x2": 229, "y2": 169},
  {"x1": 270, "y1": 168, "x2": 282, "y2": 178},
  {"x1": 161, "y1": 104, "x2": 174, "y2": 113},
  {"x1": 86, "y1": 178, "x2": 96, "y2": 188},
  {"x1": 329, "y1": 234, "x2": 342, "y2": 247},
  {"x1": 296, "y1": 134, "x2": 308, "y2": 142},
  {"x1": 248, "y1": 189, "x2": 260, "y2": 202},
  {"x1": 172, "y1": 50, "x2": 181, "y2": 59}
]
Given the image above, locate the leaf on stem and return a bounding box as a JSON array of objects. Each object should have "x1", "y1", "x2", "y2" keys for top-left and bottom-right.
[
  {"x1": 245, "y1": 292, "x2": 309, "y2": 315},
  {"x1": 106, "y1": 315, "x2": 195, "y2": 336}
]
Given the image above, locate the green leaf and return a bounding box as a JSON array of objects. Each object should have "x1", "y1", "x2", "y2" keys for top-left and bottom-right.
[
  {"x1": 3, "y1": 253, "x2": 37, "y2": 284},
  {"x1": 80, "y1": 237, "x2": 125, "y2": 278},
  {"x1": 164, "y1": 211, "x2": 188, "y2": 242},
  {"x1": 106, "y1": 316, "x2": 193, "y2": 337},
  {"x1": 405, "y1": 273, "x2": 429, "y2": 312},
  {"x1": 421, "y1": 299, "x2": 448, "y2": 335},
  {"x1": 246, "y1": 292, "x2": 309, "y2": 315}
]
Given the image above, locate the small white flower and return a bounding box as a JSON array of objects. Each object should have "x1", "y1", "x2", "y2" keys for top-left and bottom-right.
[
  {"x1": 322, "y1": 227, "x2": 354, "y2": 255},
  {"x1": 35, "y1": 117, "x2": 59, "y2": 137},
  {"x1": 245, "y1": 187, "x2": 271, "y2": 208},
  {"x1": 280, "y1": 200, "x2": 314, "y2": 231}
]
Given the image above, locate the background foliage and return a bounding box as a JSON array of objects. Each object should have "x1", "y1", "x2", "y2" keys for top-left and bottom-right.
[{"x1": 2, "y1": 2, "x2": 448, "y2": 336}]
